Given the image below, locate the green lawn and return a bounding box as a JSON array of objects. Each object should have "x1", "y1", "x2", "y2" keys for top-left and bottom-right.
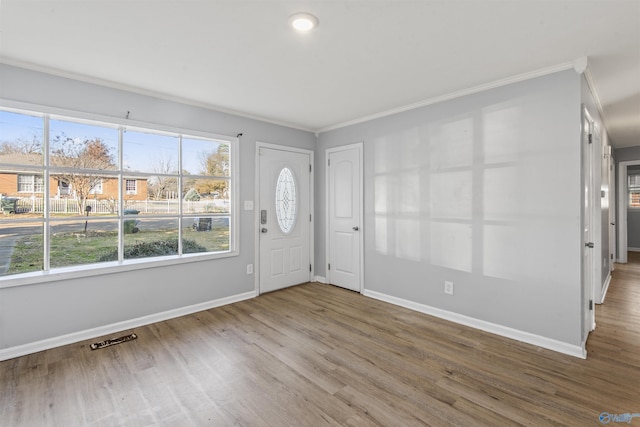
[{"x1": 7, "y1": 226, "x2": 230, "y2": 274}]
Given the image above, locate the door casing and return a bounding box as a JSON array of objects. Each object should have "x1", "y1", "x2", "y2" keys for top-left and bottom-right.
[
  {"x1": 617, "y1": 159, "x2": 640, "y2": 264},
  {"x1": 582, "y1": 108, "x2": 596, "y2": 345}
]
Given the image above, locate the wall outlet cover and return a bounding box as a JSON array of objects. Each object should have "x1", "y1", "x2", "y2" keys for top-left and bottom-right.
[{"x1": 444, "y1": 281, "x2": 454, "y2": 295}]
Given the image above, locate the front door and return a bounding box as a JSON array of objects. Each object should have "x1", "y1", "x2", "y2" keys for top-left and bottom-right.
[
  {"x1": 327, "y1": 143, "x2": 362, "y2": 292},
  {"x1": 258, "y1": 146, "x2": 312, "y2": 293}
]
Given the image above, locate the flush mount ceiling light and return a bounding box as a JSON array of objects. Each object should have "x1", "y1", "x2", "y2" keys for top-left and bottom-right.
[{"x1": 288, "y1": 13, "x2": 319, "y2": 32}]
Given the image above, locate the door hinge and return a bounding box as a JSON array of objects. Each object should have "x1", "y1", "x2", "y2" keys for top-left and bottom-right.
[
  {"x1": 588, "y1": 133, "x2": 593, "y2": 144},
  {"x1": 309, "y1": 164, "x2": 312, "y2": 173},
  {"x1": 328, "y1": 263, "x2": 331, "y2": 270},
  {"x1": 611, "y1": 254, "x2": 614, "y2": 260},
  {"x1": 328, "y1": 159, "x2": 331, "y2": 166},
  {"x1": 310, "y1": 264, "x2": 312, "y2": 272},
  {"x1": 309, "y1": 214, "x2": 312, "y2": 222},
  {"x1": 589, "y1": 299, "x2": 593, "y2": 310}
]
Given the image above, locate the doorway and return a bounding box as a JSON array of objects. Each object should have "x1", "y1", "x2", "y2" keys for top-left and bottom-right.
[
  {"x1": 256, "y1": 143, "x2": 313, "y2": 294},
  {"x1": 326, "y1": 143, "x2": 363, "y2": 292},
  {"x1": 617, "y1": 159, "x2": 640, "y2": 264}
]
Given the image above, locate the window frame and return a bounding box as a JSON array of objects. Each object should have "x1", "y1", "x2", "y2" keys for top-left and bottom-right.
[
  {"x1": 628, "y1": 173, "x2": 640, "y2": 209},
  {"x1": 17, "y1": 174, "x2": 44, "y2": 193},
  {"x1": 88, "y1": 179, "x2": 104, "y2": 195},
  {"x1": 0, "y1": 101, "x2": 239, "y2": 289},
  {"x1": 125, "y1": 178, "x2": 137, "y2": 195}
]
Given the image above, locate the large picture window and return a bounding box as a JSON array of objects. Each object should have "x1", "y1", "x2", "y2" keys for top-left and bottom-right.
[{"x1": 0, "y1": 107, "x2": 237, "y2": 280}]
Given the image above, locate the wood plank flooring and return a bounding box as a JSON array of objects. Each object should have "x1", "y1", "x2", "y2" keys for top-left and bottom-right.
[{"x1": 1, "y1": 262, "x2": 639, "y2": 426}]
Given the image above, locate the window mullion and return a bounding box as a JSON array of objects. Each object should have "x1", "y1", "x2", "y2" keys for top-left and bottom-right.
[
  {"x1": 118, "y1": 126, "x2": 124, "y2": 262},
  {"x1": 43, "y1": 115, "x2": 50, "y2": 272},
  {"x1": 178, "y1": 135, "x2": 183, "y2": 255}
]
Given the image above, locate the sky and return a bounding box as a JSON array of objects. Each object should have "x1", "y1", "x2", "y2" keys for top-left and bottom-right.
[{"x1": 0, "y1": 109, "x2": 225, "y2": 176}]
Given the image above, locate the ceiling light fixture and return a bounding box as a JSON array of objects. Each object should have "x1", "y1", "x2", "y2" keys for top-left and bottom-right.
[{"x1": 288, "y1": 13, "x2": 318, "y2": 32}]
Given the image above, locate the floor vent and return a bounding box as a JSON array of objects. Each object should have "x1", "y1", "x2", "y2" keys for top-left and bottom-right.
[{"x1": 90, "y1": 333, "x2": 137, "y2": 350}]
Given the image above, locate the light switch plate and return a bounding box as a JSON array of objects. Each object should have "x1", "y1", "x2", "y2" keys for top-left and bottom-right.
[{"x1": 244, "y1": 200, "x2": 254, "y2": 210}]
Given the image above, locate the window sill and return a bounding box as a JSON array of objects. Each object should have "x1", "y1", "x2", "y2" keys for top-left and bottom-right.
[{"x1": 0, "y1": 249, "x2": 239, "y2": 289}]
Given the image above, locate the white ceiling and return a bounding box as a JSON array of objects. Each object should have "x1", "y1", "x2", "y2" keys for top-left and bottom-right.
[{"x1": 1, "y1": 1, "x2": 639, "y2": 147}]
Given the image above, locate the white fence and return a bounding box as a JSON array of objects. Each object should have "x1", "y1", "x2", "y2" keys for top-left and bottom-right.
[{"x1": 14, "y1": 197, "x2": 229, "y2": 215}]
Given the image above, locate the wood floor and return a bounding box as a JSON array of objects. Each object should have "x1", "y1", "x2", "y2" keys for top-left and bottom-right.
[{"x1": 1, "y1": 264, "x2": 639, "y2": 426}]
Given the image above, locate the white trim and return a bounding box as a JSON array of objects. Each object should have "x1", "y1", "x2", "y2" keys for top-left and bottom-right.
[
  {"x1": 254, "y1": 142, "x2": 314, "y2": 295},
  {"x1": 582, "y1": 107, "x2": 597, "y2": 335},
  {"x1": 0, "y1": 290, "x2": 256, "y2": 362},
  {"x1": 325, "y1": 142, "x2": 364, "y2": 293},
  {"x1": 0, "y1": 57, "x2": 315, "y2": 133},
  {"x1": 628, "y1": 247, "x2": 640, "y2": 252},
  {"x1": 599, "y1": 273, "x2": 612, "y2": 304},
  {"x1": 313, "y1": 275, "x2": 327, "y2": 284},
  {"x1": 363, "y1": 289, "x2": 586, "y2": 359},
  {"x1": 0, "y1": 250, "x2": 238, "y2": 290},
  {"x1": 318, "y1": 61, "x2": 577, "y2": 133},
  {"x1": 617, "y1": 160, "x2": 640, "y2": 263},
  {"x1": 583, "y1": 67, "x2": 614, "y2": 148}
]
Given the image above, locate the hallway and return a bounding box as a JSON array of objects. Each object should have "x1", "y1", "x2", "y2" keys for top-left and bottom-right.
[{"x1": 585, "y1": 252, "x2": 640, "y2": 414}]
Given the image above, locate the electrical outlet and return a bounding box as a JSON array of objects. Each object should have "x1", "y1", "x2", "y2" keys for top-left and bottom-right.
[
  {"x1": 244, "y1": 200, "x2": 254, "y2": 210},
  {"x1": 444, "y1": 281, "x2": 454, "y2": 295},
  {"x1": 246, "y1": 264, "x2": 253, "y2": 274}
]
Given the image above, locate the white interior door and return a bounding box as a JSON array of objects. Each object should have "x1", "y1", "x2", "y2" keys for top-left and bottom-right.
[
  {"x1": 258, "y1": 146, "x2": 311, "y2": 293},
  {"x1": 609, "y1": 159, "x2": 615, "y2": 272},
  {"x1": 582, "y1": 113, "x2": 595, "y2": 339},
  {"x1": 327, "y1": 144, "x2": 362, "y2": 292}
]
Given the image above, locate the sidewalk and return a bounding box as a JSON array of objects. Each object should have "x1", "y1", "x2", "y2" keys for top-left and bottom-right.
[{"x1": 0, "y1": 236, "x2": 17, "y2": 275}]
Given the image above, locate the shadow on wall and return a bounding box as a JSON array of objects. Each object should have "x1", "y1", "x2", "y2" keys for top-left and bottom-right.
[{"x1": 372, "y1": 95, "x2": 563, "y2": 283}]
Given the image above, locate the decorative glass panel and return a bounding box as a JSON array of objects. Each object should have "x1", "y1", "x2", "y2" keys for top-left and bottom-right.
[{"x1": 275, "y1": 167, "x2": 297, "y2": 234}]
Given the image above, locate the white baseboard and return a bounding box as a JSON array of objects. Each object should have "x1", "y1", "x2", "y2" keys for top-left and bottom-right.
[
  {"x1": 314, "y1": 275, "x2": 327, "y2": 284},
  {"x1": 362, "y1": 289, "x2": 587, "y2": 359},
  {"x1": 0, "y1": 290, "x2": 256, "y2": 362},
  {"x1": 627, "y1": 247, "x2": 640, "y2": 252},
  {"x1": 599, "y1": 273, "x2": 612, "y2": 304}
]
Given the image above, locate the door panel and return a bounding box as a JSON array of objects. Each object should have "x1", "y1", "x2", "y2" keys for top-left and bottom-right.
[
  {"x1": 259, "y1": 147, "x2": 311, "y2": 293},
  {"x1": 328, "y1": 145, "x2": 362, "y2": 292}
]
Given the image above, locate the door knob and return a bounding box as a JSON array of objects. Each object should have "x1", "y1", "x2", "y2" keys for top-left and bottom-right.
[
  {"x1": 352, "y1": 226, "x2": 359, "y2": 231},
  {"x1": 261, "y1": 228, "x2": 268, "y2": 233}
]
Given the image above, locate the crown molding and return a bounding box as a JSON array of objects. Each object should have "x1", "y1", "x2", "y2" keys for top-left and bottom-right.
[
  {"x1": 0, "y1": 56, "x2": 315, "y2": 134},
  {"x1": 317, "y1": 61, "x2": 577, "y2": 134}
]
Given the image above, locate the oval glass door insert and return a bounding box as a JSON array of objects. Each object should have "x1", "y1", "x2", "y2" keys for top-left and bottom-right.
[{"x1": 275, "y1": 167, "x2": 297, "y2": 234}]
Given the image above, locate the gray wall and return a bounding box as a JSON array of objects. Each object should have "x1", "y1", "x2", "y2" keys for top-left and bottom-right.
[
  {"x1": 0, "y1": 64, "x2": 316, "y2": 351},
  {"x1": 316, "y1": 70, "x2": 584, "y2": 346},
  {"x1": 627, "y1": 211, "x2": 640, "y2": 248},
  {"x1": 615, "y1": 146, "x2": 640, "y2": 163}
]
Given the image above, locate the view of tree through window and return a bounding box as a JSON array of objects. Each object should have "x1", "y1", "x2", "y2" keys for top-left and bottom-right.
[{"x1": 0, "y1": 107, "x2": 235, "y2": 278}]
